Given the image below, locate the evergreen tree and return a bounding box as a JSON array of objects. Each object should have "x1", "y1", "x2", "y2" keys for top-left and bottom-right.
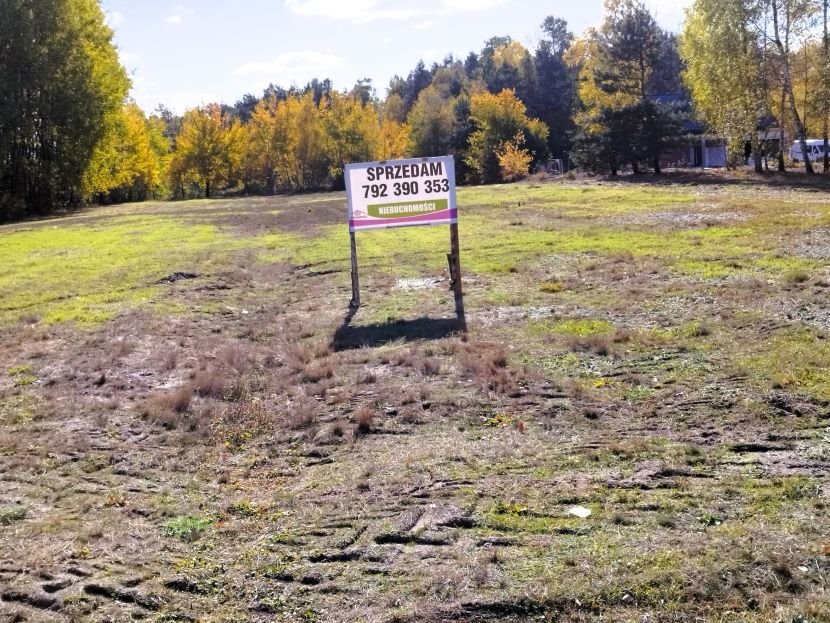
[
  {"x1": 572, "y1": 0, "x2": 681, "y2": 174},
  {"x1": 529, "y1": 16, "x2": 579, "y2": 161}
]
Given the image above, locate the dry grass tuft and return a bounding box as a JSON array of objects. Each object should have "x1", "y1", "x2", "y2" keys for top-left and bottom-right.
[
  {"x1": 281, "y1": 340, "x2": 332, "y2": 372},
  {"x1": 417, "y1": 357, "x2": 442, "y2": 376},
  {"x1": 110, "y1": 338, "x2": 136, "y2": 360},
  {"x1": 141, "y1": 385, "x2": 213, "y2": 432},
  {"x1": 785, "y1": 269, "x2": 810, "y2": 286},
  {"x1": 212, "y1": 400, "x2": 273, "y2": 450},
  {"x1": 354, "y1": 406, "x2": 375, "y2": 436},
  {"x1": 565, "y1": 334, "x2": 612, "y2": 356},
  {"x1": 357, "y1": 369, "x2": 377, "y2": 385},
  {"x1": 286, "y1": 398, "x2": 318, "y2": 430},
  {"x1": 160, "y1": 348, "x2": 179, "y2": 371},
  {"x1": 193, "y1": 367, "x2": 227, "y2": 398},
  {"x1": 282, "y1": 341, "x2": 312, "y2": 371},
  {"x1": 220, "y1": 342, "x2": 255, "y2": 374},
  {"x1": 460, "y1": 342, "x2": 518, "y2": 394},
  {"x1": 310, "y1": 341, "x2": 332, "y2": 360},
  {"x1": 150, "y1": 384, "x2": 193, "y2": 414},
  {"x1": 302, "y1": 360, "x2": 334, "y2": 384},
  {"x1": 400, "y1": 387, "x2": 423, "y2": 405}
]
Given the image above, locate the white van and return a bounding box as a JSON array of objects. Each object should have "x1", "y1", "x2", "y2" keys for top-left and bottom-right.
[{"x1": 790, "y1": 139, "x2": 829, "y2": 163}]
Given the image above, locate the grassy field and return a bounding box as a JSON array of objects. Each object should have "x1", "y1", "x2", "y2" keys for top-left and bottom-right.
[{"x1": 0, "y1": 173, "x2": 829, "y2": 622}]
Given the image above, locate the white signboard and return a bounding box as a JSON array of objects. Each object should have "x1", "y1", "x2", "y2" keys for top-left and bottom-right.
[{"x1": 345, "y1": 156, "x2": 457, "y2": 232}]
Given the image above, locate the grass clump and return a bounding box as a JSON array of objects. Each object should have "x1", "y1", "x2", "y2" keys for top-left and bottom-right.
[
  {"x1": 163, "y1": 516, "x2": 213, "y2": 542},
  {"x1": 8, "y1": 364, "x2": 36, "y2": 387},
  {"x1": 213, "y1": 400, "x2": 273, "y2": 451},
  {"x1": 679, "y1": 321, "x2": 711, "y2": 339},
  {"x1": 7, "y1": 364, "x2": 32, "y2": 376},
  {"x1": 785, "y1": 269, "x2": 811, "y2": 285},
  {"x1": 460, "y1": 342, "x2": 519, "y2": 394},
  {"x1": 531, "y1": 318, "x2": 615, "y2": 338},
  {"x1": 741, "y1": 327, "x2": 830, "y2": 399},
  {"x1": 0, "y1": 506, "x2": 27, "y2": 525},
  {"x1": 539, "y1": 281, "x2": 565, "y2": 294},
  {"x1": 354, "y1": 406, "x2": 375, "y2": 436},
  {"x1": 227, "y1": 500, "x2": 261, "y2": 518}
]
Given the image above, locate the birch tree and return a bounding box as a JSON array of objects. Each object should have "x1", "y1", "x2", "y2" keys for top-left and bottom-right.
[{"x1": 681, "y1": 0, "x2": 771, "y2": 170}]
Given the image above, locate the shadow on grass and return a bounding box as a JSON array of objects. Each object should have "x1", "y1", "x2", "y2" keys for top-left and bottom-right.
[{"x1": 331, "y1": 308, "x2": 466, "y2": 351}]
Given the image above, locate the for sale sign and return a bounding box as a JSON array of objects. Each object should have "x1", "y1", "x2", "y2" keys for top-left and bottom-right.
[{"x1": 345, "y1": 156, "x2": 457, "y2": 232}]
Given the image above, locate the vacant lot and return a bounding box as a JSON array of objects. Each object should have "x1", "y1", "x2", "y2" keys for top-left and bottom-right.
[{"x1": 0, "y1": 174, "x2": 828, "y2": 623}]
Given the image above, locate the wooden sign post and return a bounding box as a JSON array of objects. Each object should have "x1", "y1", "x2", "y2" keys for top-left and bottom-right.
[
  {"x1": 345, "y1": 155, "x2": 464, "y2": 323},
  {"x1": 349, "y1": 230, "x2": 360, "y2": 308},
  {"x1": 448, "y1": 222, "x2": 464, "y2": 321}
]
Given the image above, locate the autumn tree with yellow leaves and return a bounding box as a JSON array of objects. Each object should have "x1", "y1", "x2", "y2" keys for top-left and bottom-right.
[
  {"x1": 465, "y1": 89, "x2": 548, "y2": 183},
  {"x1": 83, "y1": 103, "x2": 170, "y2": 202},
  {"x1": 169, "y1": 104, "x2": 243, "y2": 198}
]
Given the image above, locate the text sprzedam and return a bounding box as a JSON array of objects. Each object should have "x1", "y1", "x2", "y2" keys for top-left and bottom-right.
[{"x1": 366, "y1": 161, "x2": 444, "y2": 182}]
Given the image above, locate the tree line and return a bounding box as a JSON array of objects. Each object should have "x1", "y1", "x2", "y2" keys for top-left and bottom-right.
[{"x1": 3, "y1": 0, "x2": 830, "y2": 221}]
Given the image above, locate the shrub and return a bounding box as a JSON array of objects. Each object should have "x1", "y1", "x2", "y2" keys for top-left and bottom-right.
[{"x1": 496, "y1": 133, "x2": 533, "y2": 182}]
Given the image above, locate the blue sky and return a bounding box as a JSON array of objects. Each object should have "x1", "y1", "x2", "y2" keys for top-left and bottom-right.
[{"x1": 102, "y1": 0, "x2": 692, "y2": 115}]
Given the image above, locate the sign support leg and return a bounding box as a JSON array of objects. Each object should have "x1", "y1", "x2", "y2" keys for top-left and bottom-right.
[
  {"x1": 449, "y1": 223, "x2": 465, "y2": 326},
  {"x1": 349, "y1": 231, "x2": 360, "y2": 308}
]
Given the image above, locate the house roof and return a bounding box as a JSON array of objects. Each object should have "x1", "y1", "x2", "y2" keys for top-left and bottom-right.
[{"x1": 650, "y1": 93, "x2": 779, "y2": 136}]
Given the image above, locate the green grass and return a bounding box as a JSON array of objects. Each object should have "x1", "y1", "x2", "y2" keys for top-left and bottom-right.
[
  {"x1": 741, "y1": 327, "x2": 830, "y2": 399},
  {"x1": 550, "y1": 319, "x2": 615, "y2": 336},
  {"x1": 2, "y1": 182, "x2": 825, "y2": 328},
  {"x1": 163, "y1": 515, "x2": 213, "y2": 542},
  {"x1": 0, "y1": 505, "x2": 27, "y2": 525},
  {"x1": 0, "y1": 217, "x2": 232, "y2": 326},
  {"x1": 459, "y1": 184, "x2": 697, "y2": 215}
]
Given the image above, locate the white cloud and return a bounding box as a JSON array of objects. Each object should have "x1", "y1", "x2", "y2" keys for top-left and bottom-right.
[
  {"x1": 421, "y1": 48, "x2": 442, "y2": 64},
  {"x1": 105, "y1": 10, "x2": 126, "y2": 28},
  {"x1": 413, "y1": 20, "x2": 435, "y2": 30},
  {"x1": 119, "y1": 51, "x2": 141, "y2": 65},
  {"x1": 235, "y1": 51, "x2": 346, "y2": 77},
  {"x1": 164, "y1": 6, "x2": 194, "y2": 25},
  {"x1": 159, "y1": 92, "x2": 221, "y2": 115},
  {"x1": 284, "y1": 0, "x2": 387, "y2": 21},
  {"x1": 440, "y1": 0, "x2": 504, "y2": 10},
  {"x1": 284, "y1": 0, "x2": 507, "y2": 23}
]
